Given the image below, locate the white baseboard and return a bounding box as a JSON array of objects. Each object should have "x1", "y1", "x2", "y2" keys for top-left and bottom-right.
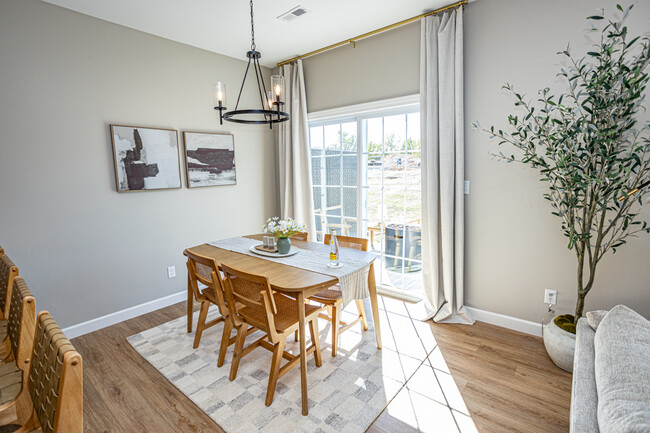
[
  {"x1": 466, "y1": 307, "x2": 542, "y2": 337},
  {"x1": 63, "y1": 290, "x2": 186, "y2": 339},
  {"x1": 61, "y1": 290, "x2": 542, "y2": 340}
]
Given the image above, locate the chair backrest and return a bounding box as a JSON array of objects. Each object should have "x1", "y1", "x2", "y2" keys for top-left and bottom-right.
[
  {"x1": 185, "y1": 250, "x2": 229, "y2": 317},
  {"x1": 324, "y1": 234, "x2": 369, "y2": 252},
  {"x1": 7, "y1": 277, "x2": 36, "y2": 366},
  {"x1": 220, "y1": 263, "x2": 278, "y2": 336},
  {"x1": 0, "y1": 254, "x2": 19, "y2": 319},
  {"x1": 290, "y1": 232, "x2": 309, "y2": 242},
  {"x1": 27, "y1": 311, "x2": 83, "y2": 433}
]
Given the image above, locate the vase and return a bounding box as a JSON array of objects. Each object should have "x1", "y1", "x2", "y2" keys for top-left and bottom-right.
[
  {"x1": 277, "y1": 237, "x2": 291, "y2": 254},
  {"x1": 542, "y1": 317, "x2": 576, "y2": 372}
]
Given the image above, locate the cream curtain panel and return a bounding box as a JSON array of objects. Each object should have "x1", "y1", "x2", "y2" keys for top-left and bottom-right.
[
  {"x1": 277, "y1": 60, "x2": 316, "y2": 238},
  {"x1": 420, "y1": 10, "x2": 473, "y2": 324}
]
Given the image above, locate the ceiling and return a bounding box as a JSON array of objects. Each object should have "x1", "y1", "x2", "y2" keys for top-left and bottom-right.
[{"x1": 41, "y1": 0, "x2": 458, "y2": 67}]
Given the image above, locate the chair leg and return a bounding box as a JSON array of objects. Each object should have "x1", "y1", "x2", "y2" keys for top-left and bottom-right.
[
  {"x1": 266, "y1": 338, "x2": 286, "y2": 406},
  {"x1": 217, "y1": 317, "x2": 233, "y2": 368},
  {"x1": 356, "y1": 300, "x2": 368, "y2": 331},
  {"x1": 294, "y1": 330, "x2": 299, "y2": 342},
  {"x1": 331, "y1": 304, "x2": 340, "y2": 357},
  {"x1": 309, "y1": 318, "x2": 322, "y2": 367},
  {"x1": 229, "y1": 324, "x2": 248, "y2": 381},
  {"x1": 192, "y1": 301, "x2": 209, "y2": 349}
]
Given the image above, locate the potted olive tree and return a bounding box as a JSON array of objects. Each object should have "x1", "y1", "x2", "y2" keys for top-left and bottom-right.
[{"x1": 476, "y1": 5, "x2": 650, "y2": 371}]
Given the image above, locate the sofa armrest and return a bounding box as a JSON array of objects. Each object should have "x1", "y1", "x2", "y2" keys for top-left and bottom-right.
[{"x1": 570, "y1": 318, "x2": 600, "y2": 433}]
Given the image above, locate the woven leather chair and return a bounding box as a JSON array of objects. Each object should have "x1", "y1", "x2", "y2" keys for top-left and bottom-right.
[
  {"x1": 307, "y1": 234, "x2": 369, "y2": 357},
  {"x1": 0, "y1": 277, "x2": 36, "y2": 420},
  {"x1": 0, "y1": 310, "x2": 82, "y2": 432},
  {"x1": 0, "y1": 254, "x2": 18, "y2": 321},
  {"x1": 0, "y1": 255, "x2": 22, "y2": 360},
  {"x1": 220, "y1": 263, "x2": 324, "y2": 407}
]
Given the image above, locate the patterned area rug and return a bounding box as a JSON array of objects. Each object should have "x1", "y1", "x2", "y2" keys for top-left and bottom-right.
[{"x1": 127, "y1": 308, "x2": 459, "y2": 433}]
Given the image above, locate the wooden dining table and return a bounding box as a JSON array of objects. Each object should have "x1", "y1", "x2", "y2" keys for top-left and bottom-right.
[{"x1": 184, "y1": 233, "x2": 382, "y2": 416}]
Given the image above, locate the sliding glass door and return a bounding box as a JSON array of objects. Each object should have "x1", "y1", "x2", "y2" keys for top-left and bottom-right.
[{"x1": 309, "y1": 104, "x2": 422, "y2": 297}]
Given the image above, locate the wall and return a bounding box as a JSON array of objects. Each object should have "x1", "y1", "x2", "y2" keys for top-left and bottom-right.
[
  {"x1": 302, "y1": 23, "x2": 420, "y2": 113},
  {"x1": 302, "y1": 0, "x2": 650, "y2": 322},
  {"x1": 0, "y1": 0, "x2": 277, "y2": 328}
]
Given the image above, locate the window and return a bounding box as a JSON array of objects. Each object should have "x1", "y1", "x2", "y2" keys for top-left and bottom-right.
[{"x1": 309, "y1": 98, "x2": 422, "y2": 296}]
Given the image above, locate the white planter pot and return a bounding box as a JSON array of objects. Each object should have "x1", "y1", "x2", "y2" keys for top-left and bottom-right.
[{"x1": 543, "y1": 318, "x2": 576, "y2": 372}]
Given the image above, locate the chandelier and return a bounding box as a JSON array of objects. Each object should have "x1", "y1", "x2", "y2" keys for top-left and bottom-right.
[{"x1": 214, "y1": 0, "x2": 289, "y2": 129}]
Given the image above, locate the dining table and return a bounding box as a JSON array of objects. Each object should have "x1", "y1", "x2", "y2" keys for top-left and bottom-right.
[{"x1": 183, "y1": 233, "x2": 382, "y2": 416}]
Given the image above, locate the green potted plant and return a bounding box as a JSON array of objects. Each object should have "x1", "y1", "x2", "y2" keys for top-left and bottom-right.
[
  {"x1": 262, "y1": 217, "x2": 306, "y2": 254},
  {"x1": 476, "y1": 4, "x2": 650, "y2": 371}
]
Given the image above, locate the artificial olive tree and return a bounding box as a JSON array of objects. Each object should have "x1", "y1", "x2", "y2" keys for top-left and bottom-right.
[{"x1": 477, "y1": 5, "x2": 650, "y2": 325}]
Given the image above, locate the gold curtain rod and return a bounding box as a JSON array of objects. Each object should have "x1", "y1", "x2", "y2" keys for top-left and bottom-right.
[{"x1": 276, "y1": 0, "x2": 468, "y2": 67}]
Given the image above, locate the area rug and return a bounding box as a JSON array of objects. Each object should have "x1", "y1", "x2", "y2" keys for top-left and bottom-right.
[{"x1": 127, "y1": 309, "x2": 434, "y2": 433}]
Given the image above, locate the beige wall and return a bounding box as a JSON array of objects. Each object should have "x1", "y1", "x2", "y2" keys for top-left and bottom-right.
[
  {"x1": 303, "y1": 0, "x2": 650, "y2": 321},
  {"x1": 0, "y1": 0, "x2": 278, "y2": 327}
]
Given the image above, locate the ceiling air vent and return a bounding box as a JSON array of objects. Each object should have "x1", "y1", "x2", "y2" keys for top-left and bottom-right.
[{"x1": 277, "y1": 6, "x2": 310, "y2": 23}]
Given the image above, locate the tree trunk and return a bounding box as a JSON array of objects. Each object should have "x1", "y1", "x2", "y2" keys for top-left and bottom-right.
[{"x1": 575, "y1": 293, "x2": 585, "y2": 323}]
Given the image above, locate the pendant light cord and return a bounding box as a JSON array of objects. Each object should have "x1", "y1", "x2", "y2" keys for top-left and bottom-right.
[{"x1": 249, "y1": 0, "x2": 256, "y2": 51}]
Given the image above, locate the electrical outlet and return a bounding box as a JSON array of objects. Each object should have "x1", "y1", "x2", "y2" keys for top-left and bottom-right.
[
  {"x1": 544, "y1": 289, "x2": 557, "y2": 305},
  {"x1": 167, "y1": 266, "x2": 176, "y2": 279},
  {"x1": 464, "y1": 180, "x2": 470, "y2": 195}
]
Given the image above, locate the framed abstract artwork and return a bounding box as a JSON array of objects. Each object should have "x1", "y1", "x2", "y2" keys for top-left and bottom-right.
[
  {"x1": 182, "y1": 131, "x2": 236, "y2": 188},
  {"x1": 110, "y1": 125, "x2": 182, "y2": 192}
]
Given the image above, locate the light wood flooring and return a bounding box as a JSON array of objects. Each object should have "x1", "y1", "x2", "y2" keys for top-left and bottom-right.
[{"x1": 73, "y1": 298, "x2": 571, "y2": 432}]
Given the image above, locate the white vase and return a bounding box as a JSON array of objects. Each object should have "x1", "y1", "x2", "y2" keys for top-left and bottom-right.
[{"x1": 543, "y1": 318, "x2": 576, "y2": 372}]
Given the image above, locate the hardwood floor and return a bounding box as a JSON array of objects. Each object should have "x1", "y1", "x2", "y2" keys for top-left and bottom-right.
[
  {"x1": 73, "y1": 300, "x2": 571, "y2": 432},
  {"x1": 429, "y1": 321, "x2": 572, "y2": 433}
]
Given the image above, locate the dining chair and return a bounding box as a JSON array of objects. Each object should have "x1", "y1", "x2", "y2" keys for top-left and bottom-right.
[
  {"x1": 307, "y1": 234, "x2": 369, "y2": 357},
  {"x1": 0, "y1": 253, "x2": 18, "y2": 321},
  {"x1": 220, "y1": 263, "x2": 324, "y2": 407},
  {"x1": 0, "y1": 277, "x2": 36, "y2": 413},
  {"x1": 186, "y1": 251, "x2": 257, "y2": 367},
  {"x1": 0, "y1": 310, "x2": 83, "y2": 432},
  {"x1": 290, "y1": 232, "x2": 309, "y2": 242}
]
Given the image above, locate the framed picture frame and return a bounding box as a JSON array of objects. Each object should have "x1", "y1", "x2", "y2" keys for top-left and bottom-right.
[
  {"x1": 110, "y1": 125, "x2": 182, "y2": 192},
  {"x1": 182, "y1": 131, "x2": 236, "y2": 188}
]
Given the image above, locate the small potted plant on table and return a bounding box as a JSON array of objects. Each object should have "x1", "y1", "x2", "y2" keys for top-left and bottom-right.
[{"x1": 263, "y1": 217, "x2": 307, "y2": 254}]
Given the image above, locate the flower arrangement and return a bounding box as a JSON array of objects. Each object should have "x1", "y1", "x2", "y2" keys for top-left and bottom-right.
[{"x1": 262, "y1": 217, "x2": 306, "y2": 239}]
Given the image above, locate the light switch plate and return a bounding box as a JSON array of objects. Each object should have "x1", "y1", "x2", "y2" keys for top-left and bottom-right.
[
  {"x1": 167, "y1": 266, "x2": 176, "y2": 279},
  {"x1": 464, "y1": 180, "x2": 470, "y2": 195}
]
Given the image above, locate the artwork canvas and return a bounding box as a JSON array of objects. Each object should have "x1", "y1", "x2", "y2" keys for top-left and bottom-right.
[
  {"x1": 110, "y1": 125, "x2": 182, "y2": 192},
  {"x1": 183, "y1": 131, "x2": 236, "y2": 188}
]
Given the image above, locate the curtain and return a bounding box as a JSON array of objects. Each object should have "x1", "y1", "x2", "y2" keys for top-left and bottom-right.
[
  {"x1": 277, "y1": 60, "x2": 316, "y2": 238},
  {"x1": 420, "y1": 10, "x2": 473, "y2": 324}
]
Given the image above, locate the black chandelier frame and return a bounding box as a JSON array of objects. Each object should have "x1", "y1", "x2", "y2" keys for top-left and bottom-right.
[{"x1": 215, "y1": 1, "x2": 289, "y2": 129}]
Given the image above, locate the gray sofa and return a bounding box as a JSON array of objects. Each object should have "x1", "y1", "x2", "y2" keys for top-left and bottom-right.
[{"x1": 570, "y1": 305, "x2": 650, "y2": 433}]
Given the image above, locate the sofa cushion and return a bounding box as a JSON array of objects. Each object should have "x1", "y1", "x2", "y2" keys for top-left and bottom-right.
[
  {"x1": 587, "y1": 310, "x2": 608, "y2": 331},
  {"x1": 595, "y1": 305, "x2": 650, "y2": 433}
]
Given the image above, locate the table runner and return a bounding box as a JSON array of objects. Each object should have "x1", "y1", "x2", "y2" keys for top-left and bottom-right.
[{"x1": 209, "y1": 237, "x2": 371, "y2": 306}]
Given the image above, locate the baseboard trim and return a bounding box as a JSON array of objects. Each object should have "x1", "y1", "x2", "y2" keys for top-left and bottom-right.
[
  {"x1": 61, "y1": 290, "x2": 543, "y2": 340},
  {"x1": 63, "y1": 290, "x2": 186, "y2": 339},
  {"x1": 466, "y1": 307, "x2": 542, "y2": 337}
]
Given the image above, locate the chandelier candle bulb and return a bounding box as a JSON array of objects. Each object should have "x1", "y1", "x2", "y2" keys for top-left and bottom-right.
[{"x1": 271, "y1": 75, "x2": 284, "y2": 100}]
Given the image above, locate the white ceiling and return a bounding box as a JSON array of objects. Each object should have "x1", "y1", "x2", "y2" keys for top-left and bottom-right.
[{"x1": 41, "y1": 0, "x2": 456, "y2": 67}]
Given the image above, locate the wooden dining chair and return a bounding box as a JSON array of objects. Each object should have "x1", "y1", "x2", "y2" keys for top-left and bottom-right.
[
  {"x1": 307, "y1": 234, "x2": 369, "y2": 357},
  {"x1": 290, "y1": 232, "x2": 309, "y2": 242},
  {"x1": 220, "y1": 263, "x2": 324, "y2": 407},
  {"x1": 186, "y1": 250, "x2": 258, "y2": 368},
  {"x1": 0, "y1": 310, "x2": 83, "y2": 433},
  {"x1": 0, "y1": 254, "x2": 18, "y2": 321}
]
